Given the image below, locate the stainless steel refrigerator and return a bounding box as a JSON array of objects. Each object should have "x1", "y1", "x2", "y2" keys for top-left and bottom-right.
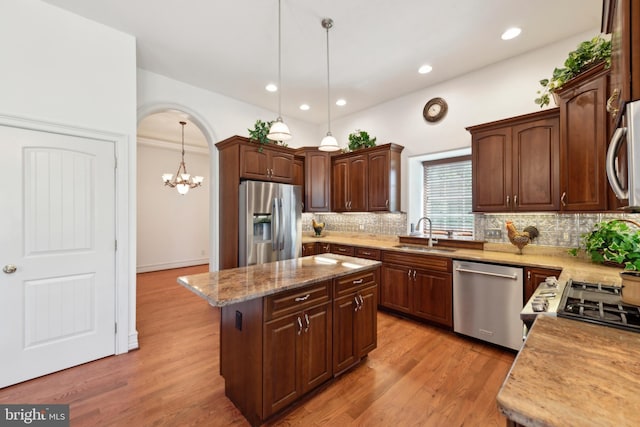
[{"x1": 239, "y1": 180, "x2": 302, "y2": 266}]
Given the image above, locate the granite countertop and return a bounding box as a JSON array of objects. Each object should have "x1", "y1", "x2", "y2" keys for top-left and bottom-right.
[
  {"x1": 497, "y1": 315, "x2": 640, "y2": 427},
  {"x1": 303, "y1": 233, "x2": 624, "y2": 286},
  {"x1": 177, "y1": 253, "x2": 381, "y2": 307}
]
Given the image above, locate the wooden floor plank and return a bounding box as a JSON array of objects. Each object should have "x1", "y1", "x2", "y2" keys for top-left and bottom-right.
[{"x1": 0, "y1": 265, "x2": 514, "y2": 426}]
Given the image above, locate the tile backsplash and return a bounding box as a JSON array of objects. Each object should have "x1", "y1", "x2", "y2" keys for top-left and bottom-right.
[{"x1": 303, "y1": 211, "x2": 640, "y2": 248}]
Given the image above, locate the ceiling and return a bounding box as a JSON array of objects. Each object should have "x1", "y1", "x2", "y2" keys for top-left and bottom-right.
[{"x1": 43, "y1": 0, "x2": 602, "y2": 143}]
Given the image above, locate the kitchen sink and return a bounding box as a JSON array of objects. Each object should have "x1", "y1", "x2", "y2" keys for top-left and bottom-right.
[{"x1": 392, "y1": 244, "x2": 456, "y2": 254}]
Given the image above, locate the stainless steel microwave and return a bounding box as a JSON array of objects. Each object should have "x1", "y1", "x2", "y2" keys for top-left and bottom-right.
[{"x1": 606, "y1": 99, "x2": 640, "y2": 211}]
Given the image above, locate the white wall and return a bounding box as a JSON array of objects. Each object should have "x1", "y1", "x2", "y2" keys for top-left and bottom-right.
[
  {"x1": 0, "y1": 0, "x2": 137, "y2": 352},
  {"x1": 136, "y1": 140, "x2": 210, "y2": 272},
  {"x1": 327, "y1": 30, "x2": 600, "y2": 222}
]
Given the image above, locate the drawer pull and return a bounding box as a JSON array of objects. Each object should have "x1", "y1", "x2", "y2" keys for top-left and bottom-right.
[
  {"x1": 354, "y1": 296, "x2": 361, "y2": 311},
  {"x1": 304, "y1": 313, "x2": 310, "y2": 332},
  {"x1": 352, "y1": 278, "x2": 364, "y2": 285},
  {"x1": 295, "y1": 294, "x2": 311, "y2": 302},
  {"x1": 362, "y1": 251, "x2": 371, "y2": 255},
  {"x1": 297, "y1": 316, "x2": 303, "y2": 335}
]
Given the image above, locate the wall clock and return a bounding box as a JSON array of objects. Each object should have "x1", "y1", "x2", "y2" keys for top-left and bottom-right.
[{"x1": 423, "y1": 97, "x2": 448, "y2": 123}]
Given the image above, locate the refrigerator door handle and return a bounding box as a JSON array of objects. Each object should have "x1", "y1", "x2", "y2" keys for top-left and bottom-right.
[
  {"x1": 272, "y1": 199, "x2": 279, "y2": 251},
  {"x1": 606, "y1": 126, "x2": 628, "y2": 200},
  {"x1": 279, "y1": 198, "x2": 285, "y2": 251}
]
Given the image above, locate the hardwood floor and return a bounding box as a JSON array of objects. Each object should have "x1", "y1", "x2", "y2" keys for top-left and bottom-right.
[{"x1": 0, "y1": 265, "x2": 514, "y2": 426}]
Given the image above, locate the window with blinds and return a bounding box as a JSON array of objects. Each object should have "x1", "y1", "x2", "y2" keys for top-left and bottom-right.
[{"x1": 422, "y1": 155, "x2": 473, "y2": 233}]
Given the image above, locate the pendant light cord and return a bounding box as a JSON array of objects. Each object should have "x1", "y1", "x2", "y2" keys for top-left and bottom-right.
[
  {"x1": 324, "y1": 19, "x2": 333, "y2": 134},
  {"x1": 277, "y1": 0, "x2": 283, "y2": 118}
]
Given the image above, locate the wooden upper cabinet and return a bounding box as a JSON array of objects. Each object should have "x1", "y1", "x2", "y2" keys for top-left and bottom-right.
[
  {"x1": 296, "y1": 149, "x2": 331, "y2": 212},
  {"x1": 331, "y1": 143, "x2": 404, "y2": 213},
  {"x1": 239, "y1": 142, "x2": 294, "y2": 183},
  {"x1": 556, "y1": 64, "x2": 609, "y2": 211},
  {"x1": 602, "y1": 0, "x2": 640, "y2": 127},
  {"x1": 468, "y1": 109, "x2": 560, "y2": 212}
]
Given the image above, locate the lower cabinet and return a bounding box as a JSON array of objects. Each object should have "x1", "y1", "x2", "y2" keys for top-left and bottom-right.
[
  {"x1": 333, "y1": 270, "x2": 378, "y2": 375},
  {"x1": 302, "y1": 242, "x2": 317, "y2": 256},
  {"x1": 380, "y1": 251, "x2": 453, "y2": 328},
  {"x1": 219, "y1": 268, "x2": 379, "y2": 425},
  {"x1": 524, "y1": 266, "x2": 561, "y2": 303}
]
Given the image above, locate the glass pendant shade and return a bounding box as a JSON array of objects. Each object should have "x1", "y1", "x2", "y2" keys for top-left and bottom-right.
[
  {"x1": 267, "y1": 117, "x2": 291, "y2": 141},
  {"x1": 319, "y1": 132, "x2": 339, "y2": 152}
]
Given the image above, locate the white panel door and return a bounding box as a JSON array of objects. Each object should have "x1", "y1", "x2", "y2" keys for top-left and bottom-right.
[{"x1": 0, "y1": 124, "x2": 116, "y2": 388}]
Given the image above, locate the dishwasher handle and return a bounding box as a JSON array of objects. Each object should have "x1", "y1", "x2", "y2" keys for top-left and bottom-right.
[{"x1": 455, "y1": 267, "x2": 518, "y2": 280}]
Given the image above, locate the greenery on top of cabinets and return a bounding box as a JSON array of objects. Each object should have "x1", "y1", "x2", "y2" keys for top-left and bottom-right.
[
  {"x1": 535, "y1": 35, "x2": 611, "y2": 108},
  {"x1": 569, "y1": 219, "x2": 640, "y2": 270},
  {"x1": 347, "y1": 129, "x2": 377, "y2": 151},
  {"x1": 248, "y1": 119, "x2": 288, "y2": 151}
]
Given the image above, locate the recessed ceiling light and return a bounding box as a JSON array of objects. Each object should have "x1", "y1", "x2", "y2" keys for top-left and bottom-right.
[
  {"x1": 265, "y1": 83, "x2": 277, "y2": 92},
  {"x1": 299, "y1": 104, "x2": 310, "y2": 111},
  {"x1": 418, "y1": 64, "x2": 433, "y2": 74},
  {"x1": 501, "y1": 27, "x2": 521, "y2": 40},
  {"x1": 336, "y1": 99, "x2": 347, "y2": 106}
]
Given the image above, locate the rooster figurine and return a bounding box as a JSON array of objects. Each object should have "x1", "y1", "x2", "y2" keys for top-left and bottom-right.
[
  {"x1": 312, "y1": 218, "x2": 325, "y2": 236},
  {"x1": 505, "y1": 221, "x2": 539, "y2": 254}
]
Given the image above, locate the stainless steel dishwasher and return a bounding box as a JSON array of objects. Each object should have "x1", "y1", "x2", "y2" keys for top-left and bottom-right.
[{"x1": 452, "y1": 260, "x2": 523, "y2": 351}]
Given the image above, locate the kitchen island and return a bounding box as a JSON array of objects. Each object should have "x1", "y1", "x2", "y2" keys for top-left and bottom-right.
[
  {"x1": 178, "y1": 254, "x2": 381, "y2": 426},
  {"x1": 497, "y1": 315, "x2": 640, "y2": 427}
]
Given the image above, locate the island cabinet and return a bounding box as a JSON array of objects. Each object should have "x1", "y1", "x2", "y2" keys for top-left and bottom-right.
[
  {"x1": 379, "y1": 251, "x2": 453, "y2": 328},
  {"x1": 331, "y1": 143, "x2": 404, "y2": 212},
  {"x1": 555, "y1": 63, "x2": 610, "y2": 211},
  {"x1": 333, "y1": 269, "x2": 378, "y2": 375},
  {"x1": 295, "y1": 148, "x2": 331, "y2": 212},
  {"x1": 467, "y1": 109, "x2": 560, "y2": 212}
]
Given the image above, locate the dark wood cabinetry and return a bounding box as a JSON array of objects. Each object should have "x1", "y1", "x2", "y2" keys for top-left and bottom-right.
[
  {"x1": 379, "y1": 251, "x2": 453, "y2": 328},
  {"x1": 331, "y1": 144, "x2": 404, "y2": 212},
  {"x1": 468, "y1": 109, "x2": 560, "y2": 212},
  {"x1": 329, "y1": 243, "x2": 355, "y2": 257},
  {"x1": 296, "y1": 148, "x2": 331, "y2": 212},
  {"x1": 302, "y1": 242, "x2": 317, "y2": 256},
  {"x1": 333, "y1": 270, "x2": 378, "y2": 375},
  {"x1": 524, "y1": 267, "x2": 561, "y2": 303},
  {"x1": 556, "y1": 63, "x2": 610, "y2": 211},
  {"x1": 315, "y1": 241, "x2": 331, "y2": 254},
  {"x1": 216, "y1": 136, "x2": 298, "y2": 269}
]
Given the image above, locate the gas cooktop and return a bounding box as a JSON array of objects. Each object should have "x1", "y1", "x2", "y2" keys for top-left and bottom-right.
[{"x1": 557, "y1": 279, "x2": 640, "y2": 333}]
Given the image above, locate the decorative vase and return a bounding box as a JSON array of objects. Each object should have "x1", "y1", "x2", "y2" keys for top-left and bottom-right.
[{"x1": 620, "y1": 271, "x2": 640, "y2": 306}]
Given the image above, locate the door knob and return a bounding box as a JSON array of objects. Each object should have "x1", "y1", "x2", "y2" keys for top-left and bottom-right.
[{"x1": 3, "y1": 264, "x2": 17, "y2": 274}]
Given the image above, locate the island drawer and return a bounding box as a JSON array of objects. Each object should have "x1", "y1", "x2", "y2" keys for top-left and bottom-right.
[
  {"x1": 354, "y1": 247, "x2": 381, "y2": 260},
  {"x1": 334, "y1": 270, "x2": 378, "y2": 297},
  {"x1": 264, "y1": 280, "x2": 331, "y2": 321}
]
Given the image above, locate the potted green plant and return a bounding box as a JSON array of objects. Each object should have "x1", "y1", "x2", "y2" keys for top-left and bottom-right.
[
  {"x1": 247, "y1": 119, "x2": 288, "y2": 151},
  {"x1": 534, "y1": 35, "x2": 611, "y2": 108},
  {"x1": 568, "y1": 219, "x2": 640, "y2": 270},
  {"x1": 347, "y1": 129, "x2": 377, "y2": 151}
]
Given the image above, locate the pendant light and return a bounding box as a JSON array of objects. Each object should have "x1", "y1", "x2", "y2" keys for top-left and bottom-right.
[
  {"x1": 319, "y1": 18, "x2": 340, "y2": 152},
  {"x1": 267, "y1": 0, "x2": 292, "y2": 142},
  {"x1": 161, "y1": 121, "x2": 204, "y2": 195}
]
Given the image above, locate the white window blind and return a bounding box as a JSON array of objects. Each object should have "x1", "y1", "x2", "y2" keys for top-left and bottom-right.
[{"x1": 422, "y1": 155, "x2": 473, "y2": 233}]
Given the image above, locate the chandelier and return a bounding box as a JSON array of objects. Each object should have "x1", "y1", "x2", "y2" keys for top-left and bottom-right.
[{"x1": 161, "y1": 121, "x2": 204, "y2": 195}]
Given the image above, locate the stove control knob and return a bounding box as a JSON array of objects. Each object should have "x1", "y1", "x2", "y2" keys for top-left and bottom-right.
[
  {"x1": 544, "y1": 276, "x2": 559, "y2": 288},
  {"x1": 532, "y1": 300, "x2": 549, "y2": 312}
]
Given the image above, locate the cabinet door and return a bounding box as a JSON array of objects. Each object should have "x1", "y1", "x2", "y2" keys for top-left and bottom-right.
[
  {"x1": 270, "y1": 151, "x2": 294, "y2": 183},
  {"x1": 472, "y1": 127, "x2": 512, "y2": 211},
  {"x1": 333, "y1": 294, "x2": 357, "y2": 375},
  {"x1": 348, "y1": 155, "x2": 368, "y2": 211},
  {"x1": 512, "y1": 117, "x2": 560, "y2": 211},
  {"x1": 315, "y1": 242, "x2": 331, "y2": 254},
  {"x1": 293, "y1": 157, "x2": 304, "y2": 204},
  {"x1": 305, "y1": 151, "x2": 331, "y2": 212},
  {"x1": 301, "y1": 303, "x2": 332, "y2": 394},
  {"x1": 368, "y1": 150, "x2": 390, "y2": 211},
  {"x1": 263, "y1": 314, "x2": 301, "y2": 417},
  {"x1": 302, "y1": 242, "x2": 316, "y2": 256},
  {"x1": 558, "y1": 68, "x2": 609, "y2": 211},
  {"x1": 332, "y1": 158, "x2": 349, "y2": 212},
  {"x1": 379, "y1": 264, "x2": 412, "y2": 313},
  {"x1": 355, "y1": 286, "x2": 377, "y2": 357},
  {"x1": 240, "y1": 144, "x2": 269, "y2": 180},
  {"x1": 524, "y1": 267, "x2": 561, "y2": 304},
  {"x1": 412, "y1": 270, "x2": 452, "y2": 327}
]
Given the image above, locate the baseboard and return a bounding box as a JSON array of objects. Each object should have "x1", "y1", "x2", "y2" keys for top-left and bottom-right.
[
  {"x1": 136, "y1": 258, "x2": 209, "y2": 273},
  {"x1": 128, "y1": 331, "x2": 139, "y2": 351}
]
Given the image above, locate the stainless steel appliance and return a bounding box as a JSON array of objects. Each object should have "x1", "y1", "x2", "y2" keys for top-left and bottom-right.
[
  {"x1": 606, "y1": 99, "x2": 640, "y2": 211},
  {"x1": 453, "y1": 260, "x2": 524, "y2": 351},
  {"x1": 238, "y1": 180, "x2": 302, "y2": 266},
  {"x1": 520, "y1": 276, "x2": 565, "y2": 333},
  {"x1": 557, "y1": 279, "x2": 640, "y2": 333}
]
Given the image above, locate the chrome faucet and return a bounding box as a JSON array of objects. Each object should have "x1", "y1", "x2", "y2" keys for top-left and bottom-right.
[{"x1": 414, "y1": 216, "x2": 433, "y2": 247}]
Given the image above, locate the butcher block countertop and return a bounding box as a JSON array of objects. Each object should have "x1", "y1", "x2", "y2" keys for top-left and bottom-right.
[
  {"x1": 497, "y1": 315, "x2": 640, "y2": 427},
  {"x1": 177, "y1": 253, "x2": 380, "y2": 307}
]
